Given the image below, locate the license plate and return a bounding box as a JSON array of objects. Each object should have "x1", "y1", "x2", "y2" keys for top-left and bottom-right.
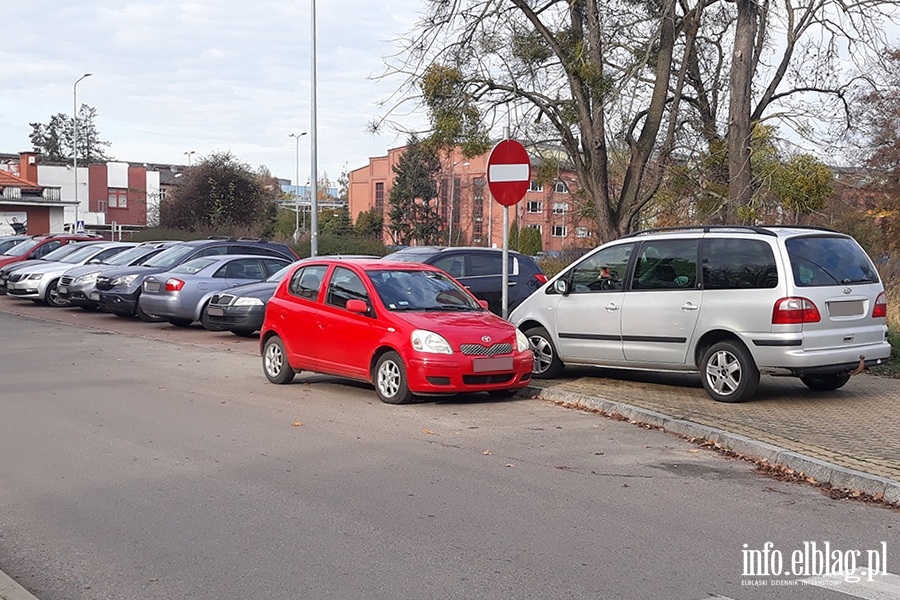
[
  {"x1": 472, "y1": 356, "x2": 513, "y2": 372},
  {"x1": 145, "y1": 282, "x2": 160, "y2": 292},
  {"x1": 828, "y1": 300, "x2": 864, "y2": 317},
  {"x1": 89, "y1": 292, "x2": 100, "y2": 301},
  {"x1": 207, "y1": 306, "x2": 225, "y2": 316},
  {"x1": 58, "y1": 286, "x2": 68, "y2": 294}
]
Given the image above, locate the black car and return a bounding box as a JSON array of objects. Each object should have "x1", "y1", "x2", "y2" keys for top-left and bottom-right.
[
  {"x1": 95, "y1": 237, "x2": 299, "y2": 321},
  {"x1": 382, "y1": 246, "x2": 547, "y2": 315}
]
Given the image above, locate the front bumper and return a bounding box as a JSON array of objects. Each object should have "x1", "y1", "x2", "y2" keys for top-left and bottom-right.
[
  {"x1": 6, "y1": 279, "x2": 45, "y2": 299},
  {"x1": 58, "y1": 280, "x2": 101, "y2": 308},
  {"x1": 205, "y1": 305, "x2": 266, "y2": 332},
  {"x1": 99, "y1": 290, "x2": 139, "y2": 315},
  {"x1": 405, "y1": 351, "x2": 534, "y2": 394}
]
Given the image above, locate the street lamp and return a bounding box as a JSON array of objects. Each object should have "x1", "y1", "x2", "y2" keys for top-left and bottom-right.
[
  {"x1": 310, "y1": 0, "x2": 319, "y2": 257},
  {"x1": 289, "y1": 132, "x2": 308, "y2": 243},
  {"x1": 183, "y1": 150, "x2": 195, "y2": 166},
  {"x1": 73, "y1": 73, "x2": 92, "y2": 232}
]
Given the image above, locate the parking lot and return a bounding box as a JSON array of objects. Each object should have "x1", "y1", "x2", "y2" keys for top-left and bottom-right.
[{"x1": 3, "y1": 293, "x2": 898, "y2": 486}]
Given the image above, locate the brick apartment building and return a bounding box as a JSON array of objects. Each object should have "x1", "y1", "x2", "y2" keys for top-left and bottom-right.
[{"x1": 349, "y1": 145, "x2": 599, "y2": 253}]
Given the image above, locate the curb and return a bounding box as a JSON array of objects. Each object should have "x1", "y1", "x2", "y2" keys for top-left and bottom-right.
[
  {"x1": 530, "y1": 385, "x2": 900, "y2": 505},
  {"x1": 0, "y1": 570, "x2": 39, "y2": 600}
]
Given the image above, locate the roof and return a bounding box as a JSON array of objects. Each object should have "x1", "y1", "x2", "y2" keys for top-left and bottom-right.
[{"x1": 0, "y1": 170, "x2": 41, "y2": 191}]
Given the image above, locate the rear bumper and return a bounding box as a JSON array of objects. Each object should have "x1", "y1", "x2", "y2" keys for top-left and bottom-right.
[{"x1": 753, "y1": 341, "x2": 892, "y2": 376}]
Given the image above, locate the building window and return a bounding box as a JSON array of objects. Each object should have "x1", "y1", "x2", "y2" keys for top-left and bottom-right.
[
  {"x1": 473, "y1": 222, "x2": 483, "y2": 235},
  {"x1": 529, "y1": 180, "x2": 543, "y2": 192},
  {"x1": 552, "y1": 225, "x2": 567, "y2": 238},
  {"x1": 527, "y1": 224, "x2": 542, "y2": 234},
  {"x1": 375, "y1": 182, "x2": 384, "y2": 211},
  {"x1": 108, "y1": 188, "x2": 127, "y2": 209},
  {"x1": 552, "y1": 202, "x2": 568, "y2": 214},
  {"x1": 554, "y1": 180, "x2": 569, "y2": 194},
  {"x1": 576, "y1": 226, "x2": 591, "y2": 238},
  {"x1": 526, "y1": 201, "x2": 542, "y2": 213}
]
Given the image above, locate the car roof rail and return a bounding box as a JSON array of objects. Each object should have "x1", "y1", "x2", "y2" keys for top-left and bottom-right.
[
  {"x1": 620, "y1": 225, "x2": 779, "y2": 238},
  {"x1": 206, "y1": 236, "x2": 234, "y2": 240},
  {"x1": 752, "y1": 224, "x2": 838, "y2": 234},
  {"x1": 236, "y1": 237, "x2": 266, "y2": 242}
]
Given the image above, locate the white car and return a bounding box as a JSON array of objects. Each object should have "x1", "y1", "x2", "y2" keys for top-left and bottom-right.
[{"x1": 6, "y1": 242, "x2": 135, "y2": 306}]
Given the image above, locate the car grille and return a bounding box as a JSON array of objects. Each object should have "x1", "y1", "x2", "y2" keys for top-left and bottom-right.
[
  {"x1": 95, "y1": 277, "x2": 113, "y2": 290},
  {"x1": 210, "y1": 294, "x2": 236, "y2": 306},
  {"x1": 60, "y1": 276, "x2": 75, "y2": 286},
  {"x1": 463, "y1": 374, "x2": 515, "y2": 385},
  {"x1": 8, "y1": 273, "x2": 25, "y2": 283},
  {"x1": 460, "y1": 343, "x2": 512, "y2": 356},
  {"x1": 426, "y1": 376, "x2": 452, "y2": 386}
]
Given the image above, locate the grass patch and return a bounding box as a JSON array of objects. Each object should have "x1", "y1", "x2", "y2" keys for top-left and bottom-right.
[{"x1": 869, "y1": 327, "x2": 900, "y2": 378}]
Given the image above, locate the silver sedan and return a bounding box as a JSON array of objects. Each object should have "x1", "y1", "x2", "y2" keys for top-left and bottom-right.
[{"x1": 138, "y1": 254, "x2": 293, "y2": 327}]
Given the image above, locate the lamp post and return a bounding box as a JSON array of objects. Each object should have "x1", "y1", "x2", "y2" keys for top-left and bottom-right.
[
  {"x1": 289, "y1": 132, "x2": 308, "y2": 243},
  {"x1": 310, "y1": 0, "x2": 319, "y2": 257},
  {"x1": 73, "y1": 73, "x2": 92, "y2": 232},
  {"x1": 183, "y1": 150, "x2": 195, "y2": 166}
]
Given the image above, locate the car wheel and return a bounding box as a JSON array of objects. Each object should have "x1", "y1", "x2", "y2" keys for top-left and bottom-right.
[
  {"x1": 488, "y1": 389, "x2": 519, "y2": 398},
  {"x1": 45, "y1": 279, "x2": 68, "y2": 307},
  {"x1": 800, "y1": 373, "x2": 851, "y2": 391},
  {"x1": 263, "y1": 336, "x2": 295, "y2": 384},
  {"x1": 700, "y1": 340, "x2": 759, "y2": 403},
  {"x1": 136, "y1": 295, "x2": 165, "y2": 323},
  {"x1": 524, "y1": 326, "x2": 564, "y2": 378},
  {"x1": 374, "y1": 351, "x2": 413, "y2": 404},
  {"x1": 200, "y1": 303, "x2": 225, "y2": 332},
  {"x1": 167, "y1": 318, "x2": 193, "y2": 328}
]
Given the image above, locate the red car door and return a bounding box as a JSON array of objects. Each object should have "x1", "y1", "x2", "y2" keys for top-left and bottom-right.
[
  {"x1": 314, "y1": 266, "x2": 376, "y2": 380},
  {"x1": 277, "y1": 264, "x2": 329, "y2": 369}
]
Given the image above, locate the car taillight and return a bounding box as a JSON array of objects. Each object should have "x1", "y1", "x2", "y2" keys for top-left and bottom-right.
[
  {"x1": 534, "y1": 273, "x2": 548, "y2": 284},
  {"x1": 165, "y1": 278, "x2": 185, "y2": 292},
  {"x1": 772, "y1": 297, "x2": 821, "y2": 324},
  {"x1": 873, "y1": 292, "x2": 887, "y2": 318}
]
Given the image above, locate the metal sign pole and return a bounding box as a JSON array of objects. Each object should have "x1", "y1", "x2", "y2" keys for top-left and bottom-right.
[{"x1": 502, "y1": 205, "x2": 509, "y2": 319}]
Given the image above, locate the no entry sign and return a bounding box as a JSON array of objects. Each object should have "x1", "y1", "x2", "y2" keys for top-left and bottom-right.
[{"x1": 487, "y1": 140, "x2": 531, "y2": 206}]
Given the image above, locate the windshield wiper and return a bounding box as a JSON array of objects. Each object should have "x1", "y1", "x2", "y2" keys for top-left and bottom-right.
[
  {"x1": 841, "y1": 277, "x2": 874, "y2": 284},
  {"x1": 429, "y1": 305, "x2": 476, "y2": 311}
]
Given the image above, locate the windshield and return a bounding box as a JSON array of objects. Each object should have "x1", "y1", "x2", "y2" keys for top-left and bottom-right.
[
  {"x1": 0, "y1": 238, "x2": 26, "y2": 253},
  {"x1": 369, "y1": 269, "x2": 482, "y2": 312},
  {"x1": 59, "y1": 245, "x2": 106, "y2": 264},
  {"x1": 383, "y1": 251, "x2": 436, "y2": 264},
  {"x1": 170, "y1": 257, "x2": 217, "y2": 275},
  {"x1": 104, "y1": 245, "x2": 158, "y2": 266},
  {"x1": 142, "y1": 244, "x2": 197, "y2": 269},
  {"x1": 3, "y1": 238, "x2": 41, "y2": 256},
  {"x1": 786, "y1": 236, "x2": 880, "y2": 287},
  {"x1": 35, "y1": 243, "x2": 91, "y2": 261}
]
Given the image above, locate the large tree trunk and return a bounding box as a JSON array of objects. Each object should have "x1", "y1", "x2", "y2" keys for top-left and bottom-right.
[{"x1": 727, "y1": 0, "x2": 759, "y2": 223}]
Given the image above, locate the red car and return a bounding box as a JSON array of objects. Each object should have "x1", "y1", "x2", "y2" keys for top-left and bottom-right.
[
  {"x1": 260, "y1": 258, "x2": 534, "y2": 404},
  {"x1": 0, "y1": 234, "x2": 102, "y2": 270}
]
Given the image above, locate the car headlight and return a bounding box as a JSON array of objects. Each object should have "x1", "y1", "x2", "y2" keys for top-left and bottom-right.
[
  {"x1": 26, "y1": 273, "x2": 44, "y2": 280},
  {"x1": 75, "y1": 271, "x2": 100, "y2": 284},
  {"x1": 233, "y1": 297, "x2": 265, "y2": 307},
  {"x1": 112, "y1": 274, "x2": 140, "y2": 286},
  {"x1": 516, "y1": 328, "x2": 530, "y2": 352},
  {"x1": 411, "y1": 329, "x2": 453, "y2": 355}
]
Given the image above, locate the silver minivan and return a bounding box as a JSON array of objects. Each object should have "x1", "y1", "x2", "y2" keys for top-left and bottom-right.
[{"x1": 509, "y1": 225, "x2": 891, "y2": 402}]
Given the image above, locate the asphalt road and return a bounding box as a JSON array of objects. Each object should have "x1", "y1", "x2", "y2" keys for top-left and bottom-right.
[{"x1": 0, "y1": 305, "x2": 897, "y2": 600}]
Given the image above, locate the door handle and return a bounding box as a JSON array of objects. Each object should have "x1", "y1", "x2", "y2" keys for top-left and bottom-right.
[
  {"x1": 507, "y1": 281, "x2": 517, "y2": 286},
  {"x1": 681, "y1": 302, "x2": 699, "y2": 311},
  {"x1": 605, "y1": 302, "x2": 620, "y2": 312}
]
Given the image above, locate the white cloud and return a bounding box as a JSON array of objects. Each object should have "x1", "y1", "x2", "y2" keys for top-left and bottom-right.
[{"x1": 0, "y1": 0, "x2": 427, "y2": 182}]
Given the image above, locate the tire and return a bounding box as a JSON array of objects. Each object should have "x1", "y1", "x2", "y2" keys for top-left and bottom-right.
[
  {"x1": 262, "y1": 336, "x2": 295, "y2": 384},
  {"x1": 167, "y1": 318, "x2": 193, "y2": 328},
  {"x1": 488, "y1": 389, "x2": 519, "y2": 398},
  {"x1": 524, "y1": 326, "x2": 564, "y2": 378},
  {"x1": 374, "y1": 351, "x2": 413, "y2": 404},
  {"x1": 200, "y1": 303, "x2": 225, "y2": 332},
  {"x1": 800, "y1": 373, "x2": 851, "y2": 391},
  {"x1": 700, "y1": 340, "x2": 759, "y2": 403},
  {"x1": 45, "y1": 279, "x2": 68, "y2": 307}
]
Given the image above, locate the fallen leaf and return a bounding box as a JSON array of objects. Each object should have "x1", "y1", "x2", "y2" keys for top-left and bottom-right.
[
  {"x1": 292, "y1": 422, "x2": 303, "y2": 427},
  {"x1": 687, "y1": 449, "x2": 699, "y2": 453},
  {"x1": 482, "y1": 450, "x2": 491, "y2": 455},
  {"x1": 505, "y1": 463, "x2": 514, "y2": 467},
  {"x1": 423, "y1": 429, "x2": 437, "y2": 435}
]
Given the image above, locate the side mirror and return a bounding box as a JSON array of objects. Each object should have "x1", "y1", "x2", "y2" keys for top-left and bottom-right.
[
  {"x1": 88, "y1": 258, "x2": 102, "y2": 264},
  {"x1": 346, "y1": 299, "x2": 368, "y2": 314},
  {"x1": 477, "y1": 299, "x2": 489, "y2": 310},
  {"x1": 554, "y1": 279, "x2": 568, "y2": 295}
]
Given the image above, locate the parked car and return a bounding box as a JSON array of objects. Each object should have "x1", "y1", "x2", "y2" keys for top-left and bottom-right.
[
  {"x1": 382, "y1": 246, "x2": 547, "y2": 315},
  {"x1": 260, "y1": 258, "x2": 534, "y2": 403},
  {"x1": 95, "y1": 237, "x2": 299, "y2": 321},
  {"x1": 509, "y1": 225, "x2": 891, "y2": 403},
  {"x1": 139, "y1": 254, "x2": 293, "y2": 327},
  {"x1": 6, "y1": 242, "x2": 135, "y2": 306},
  {"x1": 201, "y1": 255, "x2": 378, "y2": 337},
  {"x1": 0, "y1": 241, "x2": 103, "y2": 295},
  {"x1": 58, "y1": 241, "x2": 178, "y2": 310},
  {"x1": 0, "y1": 235, "x2": 30, "y2": 254},
  {"x1": 0, "y1": 234, "x2": 102, "y2": 271}
]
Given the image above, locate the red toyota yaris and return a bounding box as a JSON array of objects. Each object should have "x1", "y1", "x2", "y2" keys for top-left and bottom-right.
[{"x1": 260, "y1": 258, "x2": 534, "y2": 404}]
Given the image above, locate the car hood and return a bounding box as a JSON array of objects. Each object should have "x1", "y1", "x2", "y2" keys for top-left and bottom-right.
[
  {"x1": 219, "y1": 280, "x2": 280, "y2": 300},
  {"x1": 14, "y1": 261, "x2": 78, "y2": 276},
  {"x1": 391, "y1": 310, "x2": 518, "y2": 344},
  {"x1": 1, "y1": 258, "x2": 47, "y2": 275},
  {"x1": 96, "y1": 265, "x2": 159, "y2": 279},
  {"x1": 62, "y1": 263, "x2": 108, "y2": 278}
]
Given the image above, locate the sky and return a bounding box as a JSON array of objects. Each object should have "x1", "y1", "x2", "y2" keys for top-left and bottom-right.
[{"x1": 0, "y1": 0, "x2": 429, "y2": 185}]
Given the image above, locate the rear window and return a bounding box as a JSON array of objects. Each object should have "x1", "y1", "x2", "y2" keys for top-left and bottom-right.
[{"x1": 785, "y1": 235, "x2": 879, "y2": 287}]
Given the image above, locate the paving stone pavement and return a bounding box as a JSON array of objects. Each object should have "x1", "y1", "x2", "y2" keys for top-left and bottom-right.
[{"x1": 529, "y1": 367, "x2": 900, "y2": 486}]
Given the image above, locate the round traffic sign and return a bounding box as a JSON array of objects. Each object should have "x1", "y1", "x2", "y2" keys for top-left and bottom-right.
[{"x1": 486, "y1": 140, "x2": 531, "y2": 206}]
